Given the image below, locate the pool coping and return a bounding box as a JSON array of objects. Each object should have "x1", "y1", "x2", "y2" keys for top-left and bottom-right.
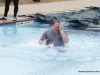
[{"x1": 0, "y1": 17, "x2": 36, "y2": 25}]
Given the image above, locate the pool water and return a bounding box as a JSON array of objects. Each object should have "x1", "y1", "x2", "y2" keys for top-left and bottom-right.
[{"x1": 0, "y1": 20, "x2": 100, "y2": 75}]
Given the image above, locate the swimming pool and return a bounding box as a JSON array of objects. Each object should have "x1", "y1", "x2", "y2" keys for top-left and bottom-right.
[{"x1": 0, "y1": 20, "x2": 100, "y2": 75}]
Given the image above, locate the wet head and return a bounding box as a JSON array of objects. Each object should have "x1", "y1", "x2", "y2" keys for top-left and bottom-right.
[{"x1": 52, "y1": 20, "x2": 60, "y2": 33}]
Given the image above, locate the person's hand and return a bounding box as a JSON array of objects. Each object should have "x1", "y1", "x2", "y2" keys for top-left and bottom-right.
[
  {"x1": 43, "y1": 38, "x2": 48, "y2": 44},
  {"x1": 59, "y1": 23, "x2": 63, "y2": 31}
]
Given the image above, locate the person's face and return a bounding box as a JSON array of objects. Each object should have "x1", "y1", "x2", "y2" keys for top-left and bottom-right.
[{"x1": 52, "y1": 22, "x2": 59, "y2": 33}]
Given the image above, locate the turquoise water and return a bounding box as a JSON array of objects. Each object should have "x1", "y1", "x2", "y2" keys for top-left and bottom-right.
[{"x1": 0, "y1": 20, "x2": 100, "y2": 75}]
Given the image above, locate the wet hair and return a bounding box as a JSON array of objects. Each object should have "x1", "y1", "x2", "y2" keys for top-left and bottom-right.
[{"x1": 52, "y1": 20, "x2": 60, "y2": 26}]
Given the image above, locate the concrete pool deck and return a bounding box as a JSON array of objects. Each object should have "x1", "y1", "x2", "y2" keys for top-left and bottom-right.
[
  {"x1": 0, "y1": 0, "x2": 100, "y2": 25},
  {"x1": 0, "y1": 14, "x2": 36, "y2": 25}
]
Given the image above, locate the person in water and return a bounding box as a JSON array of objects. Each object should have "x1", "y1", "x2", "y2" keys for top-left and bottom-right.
[
  {"x1": 38, "y1": 20, "x2": 69, "y2": 46},
  {"x1": 0, "y1": 0, "x2": 19, "y2": 21}
]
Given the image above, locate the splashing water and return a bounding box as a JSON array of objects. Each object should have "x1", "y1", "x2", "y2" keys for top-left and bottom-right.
[{"x1": 0, "y1": 21, "x2": 100, "y2": 75}]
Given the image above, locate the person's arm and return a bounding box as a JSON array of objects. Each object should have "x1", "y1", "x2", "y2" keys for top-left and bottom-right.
[
  {"x1": 60, "y1": 31, "x2": 69, "y2": 43},
  {"x1": 38, "y1": 38, "x2": 48, "y2": 44},
  {"x1": 59, "y1": 23, "x2": 69, "y2": 43},
  {"x1": 38, "y1": 31, "x2": 48, "y2": 44}
]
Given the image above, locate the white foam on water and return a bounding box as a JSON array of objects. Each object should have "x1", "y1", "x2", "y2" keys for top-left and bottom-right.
[
  {"x1": 0, "y1": 22, "x2": 100, "y2": 75},
  {"x1": 22, "y1": 40, "x2": 44, "y2": 48}
]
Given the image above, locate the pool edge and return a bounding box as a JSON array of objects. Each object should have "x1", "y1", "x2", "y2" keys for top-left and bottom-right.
[{"x1": 0, "y1": 18, "x2": 36, "y2": 25}]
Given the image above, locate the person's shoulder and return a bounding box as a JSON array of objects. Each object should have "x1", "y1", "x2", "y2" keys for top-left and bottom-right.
[
  {"x1": 44, "y1": 29, "x2": 52, "y2": 33},
  {"x1": 42, "y1": 29, "x2": 51, "y2": 35}
]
